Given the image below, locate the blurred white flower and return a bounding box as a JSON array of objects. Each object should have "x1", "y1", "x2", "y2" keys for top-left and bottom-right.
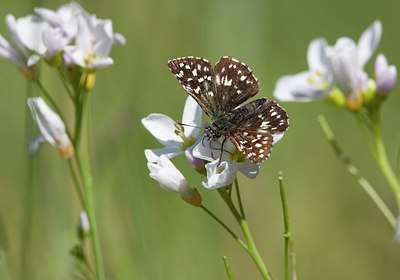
[
  {"x1": 148, "y1": 155, "x2": 202, "y2": 206},
  {"x1": 325, "y1": 20, "x2": 381, "y2": 100},
  {"x1": 35, "y1": 2, "x2": 84, "y2": 40},
  {"x1": 142, "y1": 96, "x2": 202, "y2": 162},
  {"x1": 193, "y1": 138, "x2": 259, "y2": 189},
  {"x1": 375, "y1": 53, "x2": 397, "y2": 94},
  {"x1": 64, "y1": 12, "x2": 126, "y2": 68},
  {"x1": 0, "y1": 14, "x2": 42, "y2": 78},
  {"x1": 28, "y1": 97, "x2": 73, "y2": 159},
  {"x1": 274, "y1": 20, "x2": 382, "y2": 105},
  {"x1": 274, "y1": 38, "x2": 333, "y2": 102}
]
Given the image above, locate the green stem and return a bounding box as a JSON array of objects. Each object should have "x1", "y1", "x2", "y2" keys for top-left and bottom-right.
[
  {"x1": 200, "y1": 205, "x2": 247, "y2": 250},
  {"x1": 67, "y1": 159, "x2": 86, "y2": 207},
  {"x1": 318, "y1": 115, "x2": 396, "y2": 228},
  {"x1": 218, "y1": 188, "x2": 273, "y2": 280},
  {"x1": 20, "y1": 81, "x2": 35, "y2": 280},
  {"x1": 222, "y1": 256, "x2": 235, "y2": 280},
  {"x1": 371, "y1": 121, "x2": 400, "y2": 212},
  {"x1": 71, "y1": 85, "x2": 104, "y2": 280},
  {"x1": 75, "y1": 148, "x2": 105, "y2": 280},
  {"x1": 234, "y1": 178, "x2": 245, "y2": 219},
  {"x1": 278, "y1": 173, "x2": 297, "y2": 280}
]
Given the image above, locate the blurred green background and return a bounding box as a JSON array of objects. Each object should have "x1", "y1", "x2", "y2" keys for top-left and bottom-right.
[{"x1": 1, "y1": 0, "x2": 400, "y2": 279}]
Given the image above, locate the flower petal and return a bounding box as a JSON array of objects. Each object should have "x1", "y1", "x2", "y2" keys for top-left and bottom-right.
[
  {"x1": 236, "y1": 160, "x2": 260, "y2": 179},
  {"x1": 148, "y1": 156, "x2": 185, "y2": 193},
  {"x1": 145, "y1": 147, "x2": 183, "y2": 162},
  {"x1": 15, "y1": 15, "x2": 48, "y2": 55},
  {"x1": 357, "y1": 20, "x2": 381, "y2": 68},
  {"x1": 325, "y1": 38, "x2": 359, "y2": 97},
  {"x1": 203, "y1": 160, "x2": 238, "y2": 189},
  {"x1": 141, "y1": 113, "x2": 183, "y2": 146},
  {"x1": 274, "y1": 71, "x2": 330, "y2": 102},
  {"x1": 307, "y1": 38, "x2": 329, "y2": 72},
  {"x1": 182, "y1": 96, "x2": 202, "y2": 139},
  {"x1": 192, "y1": 136, "x2": 219, "y2": 161}
]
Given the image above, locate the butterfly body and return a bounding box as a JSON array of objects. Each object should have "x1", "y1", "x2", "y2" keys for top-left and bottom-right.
[{"x1": 168, "y1": 56, "x2": 289, "y2": 164}]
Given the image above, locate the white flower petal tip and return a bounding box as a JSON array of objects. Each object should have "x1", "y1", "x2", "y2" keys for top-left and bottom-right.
[
  {"x1": 147, "y1": 155, "x2": 202, "y2": 207},
  {"x1": 358, "y1": 20, "x2": 382, "y2": 68},
  {"x1": 203, "y1": 160, "x2": 238, "y2": 189},
  {"x1": 375, "y1": 54, "x2": 397, "y2": 94},
  {"x1": 142, "y1": 97, "x2": 203, "y2": 162},
  {"x1": 27, "y1": 97, "x2": 73, "y2": 159},
  {"x1": 273, "y1": 72, "x2": 330, "y2": 102}
]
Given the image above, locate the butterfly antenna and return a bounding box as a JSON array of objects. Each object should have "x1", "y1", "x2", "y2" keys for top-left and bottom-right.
[{"x1": 177, "y1": 121, "x2": 202, "y2": 129}]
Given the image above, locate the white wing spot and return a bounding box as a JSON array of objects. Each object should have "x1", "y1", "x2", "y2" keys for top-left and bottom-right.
[
  {"x1": 179, "y1": 62, "x2": 184, "y2": 67},
  {"x1": 216, "y1": 75, "x2": 221, "y2": 85},
  {"x1": 192, "y1": 69, "x2": 197, "y2": 76},
  {"x1": 240, "y1": 75, "x2": 247, "y2": 81},
  {"x1": 224, "y1": 79, "x2": 232, "y2": 86},
  {"x1": 185, "y1": 65, "x2": 190, "y2": 69},
  {"x1": 194, "y1": 86, "x2": 201, "y2": 94}
]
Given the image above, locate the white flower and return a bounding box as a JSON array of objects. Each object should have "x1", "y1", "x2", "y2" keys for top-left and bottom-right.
[
  {"x1": 64, "y1": 12, "x2": 125, "y2": 69},
  {"x1": 147, "y1": 155, "x2": 202, "y2": 206},
  {"x1": 325, "y1": 20, "x2": 381, "y2": 100},
  {"x1": 34, "y1": 2, "x2": 84, "y2": 40},
  {"x1": 375, "y1": 53, "x2": 397, "y2": 94},
  {"x1": 274, "y1": 38, "x2": 333, "y2": 102},
  {"x1": 0, "y1": 14, "x2": 42, "y2": 78},
  {"x1": 274, "y1": 20, "x2": 382, "y2": 104},
  {"x1": 28, "y1": 97, "x2": 73, "y2": 159},
  {"x1": 142, "y1": 96, "x2": 202, "y2": 162},
  {"x1": 193, "y1": 138, "x2": 259, "y2": 189}
]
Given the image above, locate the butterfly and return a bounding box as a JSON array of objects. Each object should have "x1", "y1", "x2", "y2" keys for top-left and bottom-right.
[{"x1": 167, "y1": 56, "x2": 289, "y2": 164}]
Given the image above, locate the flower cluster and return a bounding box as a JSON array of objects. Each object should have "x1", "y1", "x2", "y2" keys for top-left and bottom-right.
[
  {"x1": 0, "y1": 2, "x2": 125, "y2": 80},
  {"x1": 0, "y1": 3, "x2": 126, "y2": 158},
  {"x1": 273, "y1": 20, "x2": 397, "y2": 110},
  {"x1": 142, "y1": 96, "x2": 262, "y2": 205}
]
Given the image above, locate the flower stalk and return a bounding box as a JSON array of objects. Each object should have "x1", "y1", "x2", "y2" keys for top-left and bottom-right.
[
  {"x1": 218, "y1": 184, "x2": 273, "y2": 280},
  {"x1": 318, "y1": 115, "x2": 396, "y2": 227},
  {"x1": 278, "y1": 173, "x2": 297, "y2": 280}
]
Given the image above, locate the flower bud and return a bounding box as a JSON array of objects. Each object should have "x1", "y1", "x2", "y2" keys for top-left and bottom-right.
[
  {"x1": 375, "y1": 53, "x2": 397, "y2": 95},
  {"x1": 148, "y1": 155, "x2": 202, "y2": 207},
  {"x1": 77, "y1": 211, "x2": 90, "y2": 241},
  {"x1": 326, "y1": 87, "x2": 346, "y2": 107},
  {"x1": 28, "y1": 97, "x2": 74, "y2": 159}
]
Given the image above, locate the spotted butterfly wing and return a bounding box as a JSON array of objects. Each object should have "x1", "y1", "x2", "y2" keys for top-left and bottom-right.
[
  {"x1": 167, "y1": 56, "x2": 259, "y2": 116},
  {"x1": 167, "y1": 56, "x2": 216, "y2": 117},
  {"x1": 168, "y1": 56, "x2": 289, "y2": 165},
  {"x1": 213, "y1": 56, "x2": 260, "y2": 112},
  {"x1": 227, "y1": 98, "x2": 289, "y2": 164}
]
